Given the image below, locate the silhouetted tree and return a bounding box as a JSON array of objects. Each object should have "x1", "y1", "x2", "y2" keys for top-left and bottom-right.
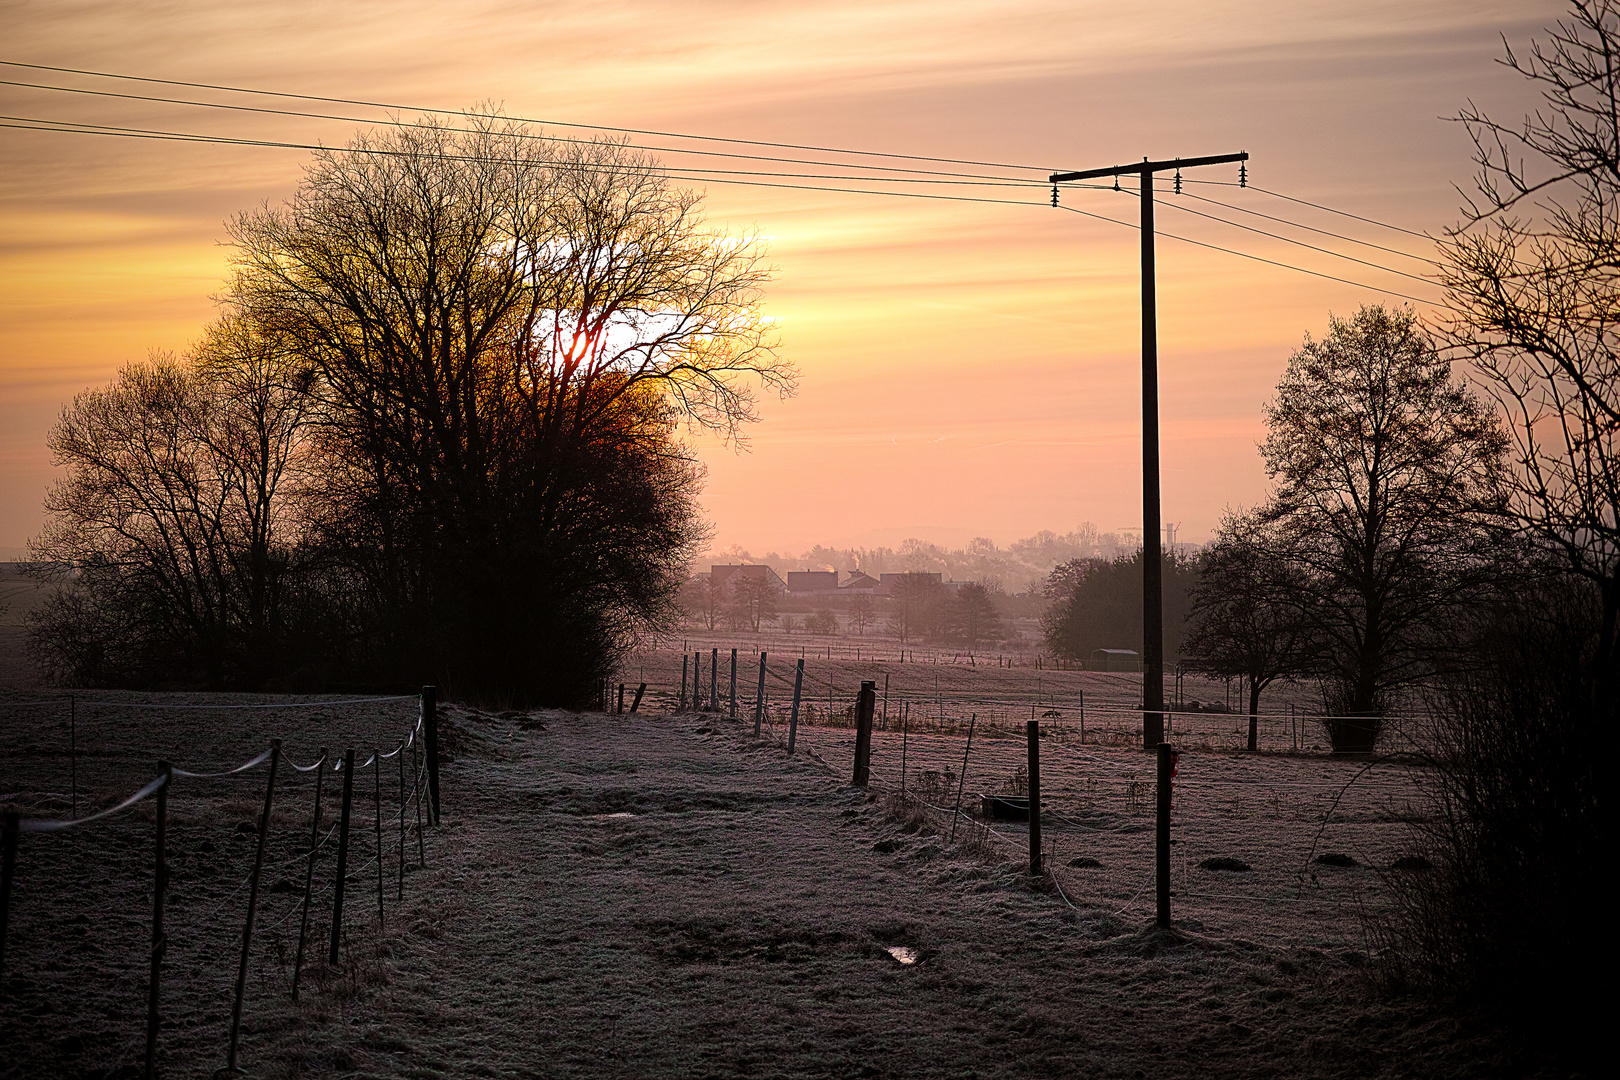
[
  {"x1": 1252, "y1": 305, "x2": 1508, "y2": 751},
  {"x1": 1042, "y1": 550, "x2": 1199, "y2": 664},
  {"x1": 949, "y1": 581, "x2": 1002, "y2": 651},
  {"x1": 887, "y1": 573, "x2": 944, "y2": 643},
  {"x1": 729, "y1": 572, "x2": 779, "y2": 632},
  {"x1": 848, "y1": 592, "x2": 875, "y2": 634},
  {"x1": 1184, "y1": 516, "x2": 1316, "y2": 749}
]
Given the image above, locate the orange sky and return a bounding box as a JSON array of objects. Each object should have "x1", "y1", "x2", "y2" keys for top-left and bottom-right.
[{"x1": 0, "y1": 0, "x2": 1555, "y2": 559}]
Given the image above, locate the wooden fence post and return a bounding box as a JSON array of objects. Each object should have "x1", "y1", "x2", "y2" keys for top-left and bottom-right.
[
  {"x1": 788, "y1": 658, "x2": 804, "y2": 753},
  {"x1": 616, "y1": 684, "x2": 625, "y2": 714},
  {"x1": 422, "y1": 686, "x2": 441, "y2": 826},
  {"x1": 291, "y1": 747, "x2": 326, "y2": 1000},
  {"x1": 143, "y1": 763, "x2": 171, "y2": 1080},
  {"x1": 710, "y1": 649, "x2": 718, "y2": 712},
  {"x1": 1156, "y1": 742, "x2": 1175, "y2": 929},
  {"x1": 1026, "y1": 721, "x2": 1042, "y2": 876},
  {"x1": 754, "y1": 652, "x2": 767, "y2": 736},
  {"x1": 223, "y1": 739, "x2": 281, "y2": 1074},
  {"x1": 0, "y1": 811, "x2": 17, "y2": 976},
  {"x1": 630, "y1": 683, "x2": 646, "y2": 713},
  {"x1": 679, "y1": 655, "x2": 689, "y2": 711},
  {"x1": 852, "y1": 681, "x2": 876, "y2": 786},
  {"x1": 329, "y1": 748, "x2": 355, "y2": 966},
  {"x1": 729, "y1": 648, "x2": 738, "y2": 718}
]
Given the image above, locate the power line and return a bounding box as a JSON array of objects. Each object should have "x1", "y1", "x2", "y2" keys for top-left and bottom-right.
[
  {"x1": 0, "y1": 77, "x2": 1073, "y2": 187},
  {"x1": 0, "y1": 58, "x2": 1058, "y2": 173},
  {"x1": 1248, "y1": 185, "x2": 1429, "y2": 239},
  {"x1": 1177, "y1": 190, "x2": 1435, "y2": 263},
  {"x1": 1148, "y1": 194, "x2": 1435, "y2": 284},
  {"x1": 1054, "y1": 205, "x2": 1435, "y2": 304},
  {"x1": 0, "y1": 118, "x2": 1052, "y2": 208},
  {"x1": 0, "y1": 59, "x2": 1436, "y2": 241}
]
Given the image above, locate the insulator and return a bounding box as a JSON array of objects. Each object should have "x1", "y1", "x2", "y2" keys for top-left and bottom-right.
[
  {"x1": 1239, "y1": 161, "x2": 1248, "y2": 188},
  {"x1": 1174, "y1": 169, "x2": 1183, "y2": 195},
  {"x1": 1113, "y1": 175, "x2": 1120, "y2": 192},
  {"x1": 1051, "y1": 184, "x2": 1059, "y2": 208}
]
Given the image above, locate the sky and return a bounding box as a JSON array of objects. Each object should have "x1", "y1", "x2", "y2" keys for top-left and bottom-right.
[{"x1": 0, "y1": 0, "x2": 1559, "y2": 559}]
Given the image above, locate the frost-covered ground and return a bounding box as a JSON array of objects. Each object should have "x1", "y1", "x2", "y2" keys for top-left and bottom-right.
[{"x1": 2, "y1": 693, "x2": 1500, "y2": 1079}]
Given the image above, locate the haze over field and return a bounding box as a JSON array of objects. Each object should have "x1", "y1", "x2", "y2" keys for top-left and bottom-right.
[{"x1": 0, "y1": 0, "x2": 1554, "y2": 558}]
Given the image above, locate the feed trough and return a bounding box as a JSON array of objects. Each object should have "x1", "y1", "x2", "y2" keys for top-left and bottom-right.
[{"x1": 980, "y1": 794, "x2": 1041, "y2": 821}]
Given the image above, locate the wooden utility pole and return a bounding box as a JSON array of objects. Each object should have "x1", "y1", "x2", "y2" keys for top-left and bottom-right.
[{"x1": 1049, "y1": 152, "x2": 1248, "y2": 748}]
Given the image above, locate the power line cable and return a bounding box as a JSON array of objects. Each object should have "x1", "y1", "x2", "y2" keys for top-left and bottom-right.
[
  {"x1": 1178, "y1": 190, "x2": 1435, "y2": 263},
  {"x1": 2, "y1": 113, "x2": 1437, "y2": 302},
  {"x1": 1, "y1": 59, "x2": 1432, "y2": 240},
  {"x1": 0, "y1": 117, "x2": 1054, "y2": 208},
  {"x1": 0, "y1": 58, "x2": 1059, "y2": 172},
  {"x1": 0, "y1": 77, "x2": 1078, "y2": 186},
  {"x1": 1054, "y1": 205, "x2": 1435, "y2": 304},
  {"x1": 1248, "y1": 185, "x2": 1429, "y2": 239}
]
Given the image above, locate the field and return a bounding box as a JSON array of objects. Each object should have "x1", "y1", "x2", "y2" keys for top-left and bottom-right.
[{"x1": 0, "y1": 651, "x2": 1510, "y2": 1080}]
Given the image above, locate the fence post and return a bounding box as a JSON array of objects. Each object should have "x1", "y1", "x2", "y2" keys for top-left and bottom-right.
[
  {"x1": 710, "y1": 649, "x2": 718, "y2": 711},
  {"x1": 1156, "y1": 742, "x2": 1175, "y2": 929},
  {"x1": 729, "y1": 648, "x2": 738, "y2": 719},
  {"x1": 1026, "y1": 721, "x2": 1042, "y2": 875},
  {"x1": 788, "y1": 658, "x2": 804, "y2": 753},
  {"x1": 882, "y1": 674, "x2": 889, "y2": 731},
  {"x1": 754, "y1": 652, "x2": 767, "y2": 735},
  {"x1": 949, "y1": 716, "x2": 976, "y2": 842},
  {"x1": 900, "y1": 700, "x2": 909, "y2": 793},
  {"x1": 374, "y1": 749, "x2": 384, "y2": 925},
  {"x1": 679, "y1": 655, "x2": 689, "y2": 712},
  {"x1": 291, "y1": 747, "x2": 326, "y2": 1000},
  {"x1": 422, "y1": 686, "x2": 441, "y2": 826},
  {"x1": 852, "y1": 681, "x2": 876, "y2": 786},
  {"x1": 397, "y1": 748, "x2": 406, "y2": 900},
  {"x1": 411, "y1": 733, "x2": 425, "y2": 867},
  {"x1": 329, "y1": 748, "x2": 355, "y2": 966},
  {"x1": 223, "y1": 738, "x2": 281, "y2": 1074},
  {"x1": 69, "y1": 695, "x2": 77, "y2": 819},
  {"x1": 143, "y1": 763, "x2": 171, "y2": 1080},
  {"x1": 1079, "y1": 690, "x2": 1086, "y2": 745},
  {"x1": 617, "y1": 684, "x2": 625, "y2": 714},
  {"x1": 0, "y1": 811, "x2": 17, "y2": 976},
  {"x1": 630, "y1": 683, "x2": 646, "y2": 713}
]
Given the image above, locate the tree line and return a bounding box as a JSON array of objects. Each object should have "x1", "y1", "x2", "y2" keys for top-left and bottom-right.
[{"x1": 26, "y1": 118, "x2": 794, "y2": 705}]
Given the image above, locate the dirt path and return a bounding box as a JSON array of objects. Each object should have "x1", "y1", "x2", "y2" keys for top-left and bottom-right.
[{"x1": 3, "y1": 704, "x2": 1490, "y2": 1079}]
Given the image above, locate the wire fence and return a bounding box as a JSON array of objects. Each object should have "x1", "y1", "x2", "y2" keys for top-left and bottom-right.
[{"x1": 0, "y1": 690, "x2": 441, "y2": 1080}]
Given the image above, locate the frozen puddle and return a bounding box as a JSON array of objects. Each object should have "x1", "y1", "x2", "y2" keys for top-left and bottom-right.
[{"x1": 885, "y1": 946, "x2": 919, "y2": 965}]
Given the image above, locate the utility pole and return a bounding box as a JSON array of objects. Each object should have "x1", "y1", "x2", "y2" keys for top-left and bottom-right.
[{"x1": 1049, "y1": 152, "x2": 1248, "y2": 749}]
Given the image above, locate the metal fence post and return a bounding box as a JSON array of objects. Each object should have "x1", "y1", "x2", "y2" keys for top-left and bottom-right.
[
  {"x1": 329, "y1": 748, "x2": 355, "y2": 966},
  {"x1": 223, "y1": 739, "x2": 281, "y2": 1074},
  {"x1": 143, "y1": 764, "x2": 171, "y2": 1080},
  {"x1": 292, "y1": 746, "x2": 326, "y2": 1001},
  {"x1": 1027, "y1": 721, "x2": 1042, "y2": 875}
]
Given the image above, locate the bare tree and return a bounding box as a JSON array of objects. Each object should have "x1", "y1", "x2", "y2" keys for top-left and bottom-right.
[
  {"x1": 223, "y1": 115, "x2": 793, "y2": 700},
  {"x1": 1184, "y1": 516, "x2": 1316, "y2": 750},
  {"x1": 1438, "y1": 0, "x2": 1620, "y2": 682},
  {"x1": 848, "y1": 592, "x2": 875, "y2": 635},
  {"x1": 1254, "y1": 305, "x2": 1509, "y2": 752},
  {"x1": 729, "y1": 572, "x2": 779, "y2": 632}
]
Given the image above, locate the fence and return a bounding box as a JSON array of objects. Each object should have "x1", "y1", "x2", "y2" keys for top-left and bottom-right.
[
  {"x1": 619, "y1": 648, "x2": 1435, "y2": 940},
  {"x1": 615, "y1": 645, "x2": 1433, "y2": 756},
  {"x1": 0, "y1": 687, "x2": 445, "y2": 1080}
]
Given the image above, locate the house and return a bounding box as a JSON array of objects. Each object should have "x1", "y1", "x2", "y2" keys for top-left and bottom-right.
[
  {"x1": 785, "y1": 570, "x2": 839, "y2": 595},
  {"x1": 708, "y1": 564, "x2": 788, "y2": 594},
  {"x1": 877, "y1": 571, "x2": 942, "y2": 595},
  {"x1": 839, "y1": 571, "x2": 880, "y2": 593}
]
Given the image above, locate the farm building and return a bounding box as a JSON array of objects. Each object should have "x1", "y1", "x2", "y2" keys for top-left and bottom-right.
[
  {"x1": 1090, "y1": 648, "x2": 1141, "y2": 671},
  {"x1": 708, "y1": 564, "x2": 788, "y2": 594},
  {"x1": 785, "y1": 570, "x2": 839, "y2": 595}
]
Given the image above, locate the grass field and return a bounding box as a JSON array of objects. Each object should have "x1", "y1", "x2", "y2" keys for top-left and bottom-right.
[{"x1": 1, "y1": 678, "x2": 1509, "y2": 1079}]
